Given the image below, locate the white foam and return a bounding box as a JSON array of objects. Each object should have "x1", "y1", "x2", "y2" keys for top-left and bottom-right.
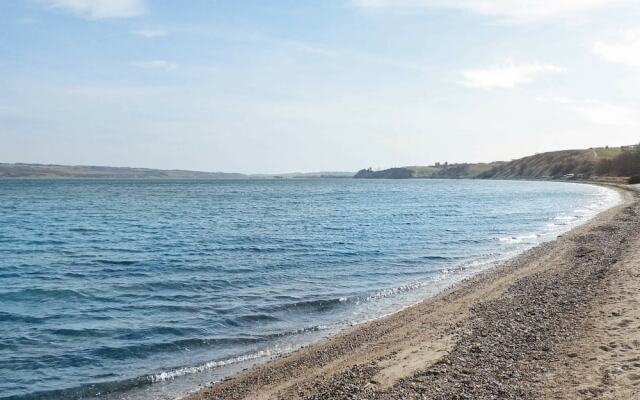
[
  {"x1": 150, "y1": 347, "x2": 291, "y2": 383},
  {"x1": 499, "y1": 233, "x2": 538, "y2": 244}
]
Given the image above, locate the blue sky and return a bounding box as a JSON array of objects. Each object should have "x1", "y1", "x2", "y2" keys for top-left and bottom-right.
[{"x1": 1, "y1": 0, "x2": 640, "y2": 173}]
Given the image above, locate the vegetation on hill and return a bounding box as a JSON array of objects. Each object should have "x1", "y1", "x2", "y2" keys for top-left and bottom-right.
[
  {"x1": 594, "y1": 146, "x2": 624, "y2": 159},
  {"x1": 354, "y1": 167, "x2": 414, "y2": 179},
  {"x1": 479, "y1": 150, "x2": 596, "y2": 179},
  {"x1": 0, "y1": 164, "x2": 248, "y2": 179},
  {"x1": 355, "y1": 145, "x2": 640, "y2": 181},
  {"x1": 596, "y1": 148, "x2": 640, "y2": 177},
  {"x1": 428, "y1": 163, "x2": 502, "y2": 178},
  {"x1": 355, "y1": 163, "x2": 504, "y2": 180}
]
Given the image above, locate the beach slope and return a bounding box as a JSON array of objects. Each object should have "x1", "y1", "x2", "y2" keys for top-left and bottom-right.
[{"x1": 186, "y1": 185, "x2": 640, "y2": 400}]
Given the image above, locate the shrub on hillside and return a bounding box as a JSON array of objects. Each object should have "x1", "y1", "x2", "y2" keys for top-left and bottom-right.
[{"x1": 597, "y1": 149, "x2": 640, "y2": 177}]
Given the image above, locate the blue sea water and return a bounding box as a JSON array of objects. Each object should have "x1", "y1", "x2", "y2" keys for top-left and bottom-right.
[{"x1": 0, "y1": 179, "x2": 619, "y2": 400}]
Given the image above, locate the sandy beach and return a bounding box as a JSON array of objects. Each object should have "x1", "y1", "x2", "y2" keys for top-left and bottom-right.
[{"x1": 185, "y1": 184, "x2": 640, "y2": 400}]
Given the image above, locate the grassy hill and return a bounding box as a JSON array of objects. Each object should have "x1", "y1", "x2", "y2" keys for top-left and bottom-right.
[
  {"x1": 355, "y1": 145, "x2": 640, "y2": 181},
  {"x1": 594, "y1": 146, "x2": 624, "y2": 159},
  {"x1": 480, "y1": 149, "x2": 595, "y2": 179},
  {"x1": 0, "y1": 163, "x2": 248, "y2": 179}
]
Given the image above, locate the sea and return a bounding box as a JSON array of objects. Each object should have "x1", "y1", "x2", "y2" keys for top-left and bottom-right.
[{"x1": 0, "y1": 179, "x2": 620, "y2": 400}]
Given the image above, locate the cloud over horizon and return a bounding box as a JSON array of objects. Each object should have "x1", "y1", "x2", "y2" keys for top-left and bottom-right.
[{"x1": 461, "y1": 63, "x2": 566, "y2": 90}]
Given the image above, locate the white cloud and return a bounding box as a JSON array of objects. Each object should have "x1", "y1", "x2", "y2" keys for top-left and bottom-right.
[
  {"x1": 133, "y1": 29, "x2": 168, "y2": 38},
  {"x1": 41, "y1": 0, "x2": 145, "y2": 19},
  {"x1": 594, "y1": 29, "x2": 640, "y2": 66},
  {"x1": 131, "y1": 60, "x2": 177, "y2": 72},
  {"x1": 460, "y1": 62, "x2": 566, "y2": 90},
  {"x1": 350, "y1": 0, "x2": 634, "y2": 21},
  {"x1": 542, "y1": 96, "x2": 640, "y2": 126}
]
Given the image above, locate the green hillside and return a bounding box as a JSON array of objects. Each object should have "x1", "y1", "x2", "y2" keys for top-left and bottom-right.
[
  {"x1": 481, "y1": 149, "x2": 596, "y2": 179},
  {"x1": 355, "y1": 145, "x2": 640, "y2": 181},
  {"x1": 594, "y1": 146, "x2": 624, "y2": 159}
]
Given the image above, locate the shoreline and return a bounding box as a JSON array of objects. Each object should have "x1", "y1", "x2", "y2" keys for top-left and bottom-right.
[{"x1": 185, "y1": 184, "x2": 640, "y2": 399}]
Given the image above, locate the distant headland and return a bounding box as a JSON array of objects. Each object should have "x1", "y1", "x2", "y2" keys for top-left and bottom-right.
[{"x1": 355, "y1": 145, "x2": 640, "y2": 183}]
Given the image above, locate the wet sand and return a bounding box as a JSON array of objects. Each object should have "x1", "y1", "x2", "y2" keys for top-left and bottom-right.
[{"x1": 186, "y1": 184, "x2": 640, "y2": 400}]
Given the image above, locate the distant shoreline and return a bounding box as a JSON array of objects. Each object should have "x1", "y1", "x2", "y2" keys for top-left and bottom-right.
[
  {"x1": 3, "y1": 144, "x2": 639, "y2": 181},
  {"x1": 0, "y1": 163, "x2": 354, "y2": 180},
  {"x1": 185, "y1": 183, "x2": 640, "y2": 399}
]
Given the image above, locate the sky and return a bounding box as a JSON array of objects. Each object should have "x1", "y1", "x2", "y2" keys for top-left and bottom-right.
[{"x1": 1, "y1": 0, "x2": 640, "y2": 173}]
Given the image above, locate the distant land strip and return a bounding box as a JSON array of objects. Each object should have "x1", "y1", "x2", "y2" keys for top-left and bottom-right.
[
  {"x1": 0, "y1": 163, "x2": 353, "y2": 179},
  {"x1": 2, "y1": 144, "x2": 639, "y2": 181}
]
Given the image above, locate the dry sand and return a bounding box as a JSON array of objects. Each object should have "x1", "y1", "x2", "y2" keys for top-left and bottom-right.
[{"x1": 186, "y1": 184, "x2": 640, "y2": 400}]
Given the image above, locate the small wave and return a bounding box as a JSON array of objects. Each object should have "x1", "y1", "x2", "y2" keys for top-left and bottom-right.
[
  {"x1": 0, "y1": 288, "x2": 94, "y2": 302},
  {"x1": 238, "y1": 313, "x2": 281, "y2": 322},
  {"x1": 24, "y1": 239, "x2": 66, "y2": 246},
  {"x1": 0, "y1": 311, "x2": 47, "y2": 324},
  {"x1": 220, "y1": 313, "x2": 282, "y2": 328},
  {"x1": 555, "y1": 215, "x2": 578, "y2": 223},
  {"x1": 149, "y1": 347, "x2": 287, "y2": 383},
  {"x1": 114, "y1": 326, "x2": 204, "y2": 341},
  {"x1": 363, "y1": 281, "x2": 429, "y2": 302},
  {"x1": 418, "y1": 255, "x2": 452, "y2": 260},
  {"x1": 95, "y1": 259, "x2": 139, "y2": 266},
  {"x1": 68, "y1": 227, "x2": 101, "y2": 233},
  {"x1": 498, "y1": 234, "x2": 538, "y2": 244},
  {"x1": 149, "y1": 325, "x2": 328, "y2": 383},
  {"x1": 91, "y1": 337, "x2": 268, "y2": 360},
  {"x1": 12, "y1": 374, "x2": 153, "y2": 400},
  {"x1": 44, "y1": 328, "x2": 111, "y2": 338},
  {"x1": 269, "y1": 297, "x2": 346, "y2": 313}
]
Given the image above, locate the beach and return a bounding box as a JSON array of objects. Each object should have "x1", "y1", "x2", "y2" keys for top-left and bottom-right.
[{"x1": 185, "y1": 184, "x2": 640, "y2": 400}]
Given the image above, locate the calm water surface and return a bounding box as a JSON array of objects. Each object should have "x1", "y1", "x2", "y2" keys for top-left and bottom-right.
[{"x1": 0, "y1": 179, "x2": 619, "y2": 399}]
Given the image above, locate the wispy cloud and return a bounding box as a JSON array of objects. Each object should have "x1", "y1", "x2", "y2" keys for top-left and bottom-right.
[
  {"x1": 131, "y1": 60, "x2": 177, "y2": 72},
  {"x1": 460, "y1": 62, "x2": 566, "y2": 90},
  {"x1": 210, "y1": 30, "x2": 339, "y2": 58},
  {"x1": 133, "y1": 29, "x2": 168, "y2": 38},
  {"x1": 40, "y1": 0, "x2": 146, "y2": 19},
  {"x1": 64, "y1": 84, "x2": 168, "y2": 98},
  {"x1": 541, "y1": 96, "x2": 640, "y2": 126},
  {"x1": 594, "y1": 29, "x2": 640, "y2": 67},
  {"x1": 282, "y1": 40, "x2": 338, "y2": 58},
  {"x1": 350, "y1": 0, "x2": 635, "y2": 21}
]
